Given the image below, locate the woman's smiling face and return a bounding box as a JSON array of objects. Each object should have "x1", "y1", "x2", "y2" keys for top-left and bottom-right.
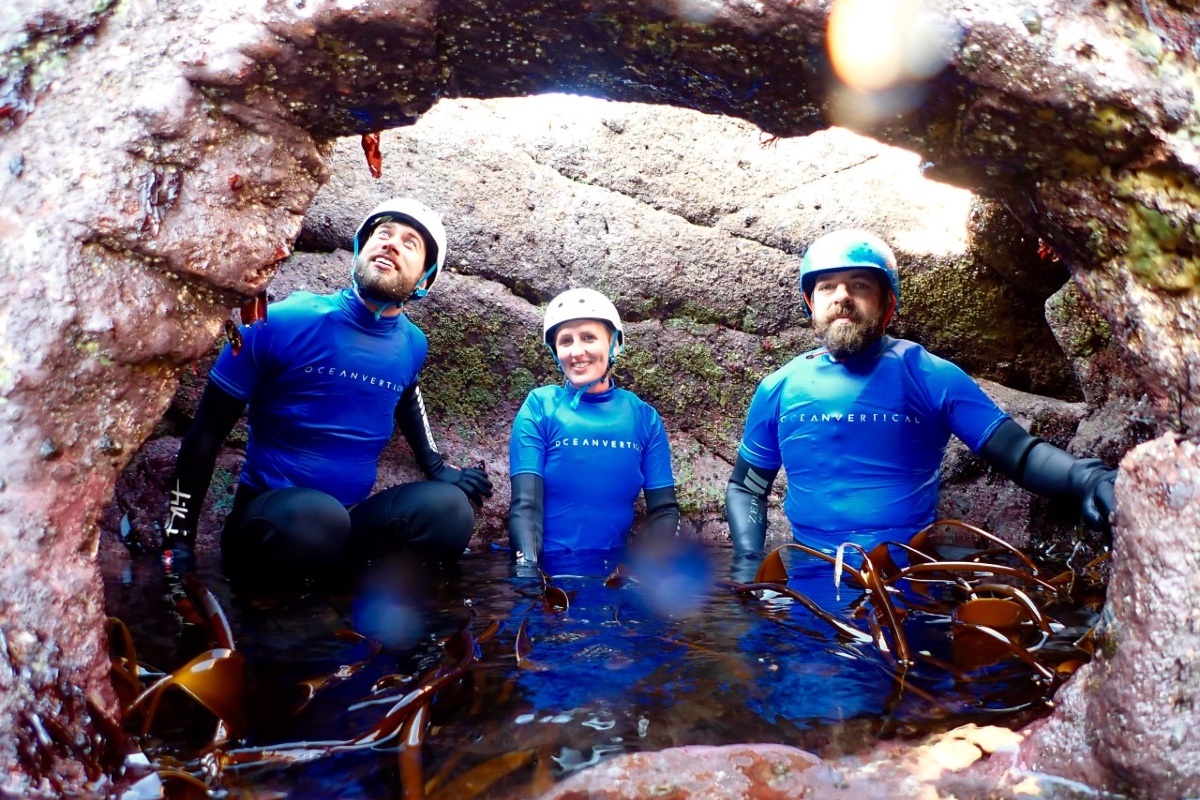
[{"x1": 554, "y1": 319, "x2": 613, "y2": 392}]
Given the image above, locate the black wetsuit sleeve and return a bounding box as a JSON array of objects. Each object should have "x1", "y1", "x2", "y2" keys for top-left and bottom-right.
[
  {"x1": 725, "y1": 454, "x2": 779, "y2": 557},
  {"x1": 643, "y1": 485, "x2": 681, "y2": 540},
  {"x1": 976, "y1": 418, "x2": 1040, "y2": 483},
  {"x1": 394, "y1": 380, "x2": 493, "y2": 505},
  {"x1": 979, "y1": 418, "x2": 1118, "y2": 531},
  {"x1": 508, "y1": 473, "x2": 544, "y2": 564},
  {"x1": 394, "y1": 380, "x2": 446, "y2": 478},
  {"x1": 162, "y1": 380, "x2": 246, "y2": 546}
]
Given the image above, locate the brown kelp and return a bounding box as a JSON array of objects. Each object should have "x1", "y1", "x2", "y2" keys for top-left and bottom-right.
[
  {"x1": 725, "y1": 519, "x2": 1104, "y2": 718},
  {"x1": 361, "y1": 131, "x2": 383, "y2": 178}
]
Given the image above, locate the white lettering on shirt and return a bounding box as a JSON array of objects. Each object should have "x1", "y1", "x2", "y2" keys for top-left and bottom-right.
[
  {"x1": 302, "y1": 364, "x2": 402, "y2": 392},
  {"x1": 778, "y1": 410, "x2": 923, "y2": 425},
  {"x1": 551, "y1": 437, "x2": 643, "y2": 452}
]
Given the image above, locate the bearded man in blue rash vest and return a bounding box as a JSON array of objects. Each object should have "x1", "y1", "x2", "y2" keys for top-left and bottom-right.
[
  {"x1": 159, "y1": 197, "x2": 492, "y2": 582},
  {"x1": 725, "y1": 229, "x2": 1119, "y2": 571}
]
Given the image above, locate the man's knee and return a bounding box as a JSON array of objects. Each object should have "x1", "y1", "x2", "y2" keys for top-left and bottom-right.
[
  {"x1": 352, "y1": 481, "x2": 475, "y2": 562},
  {"x1": 420, "y1": 481, "x2": 475, "y2": 529},
  {"x1": 224, "y1": 487, "x2": 352, "y2": 579},
  {"x1": 415, "y1": 482, "x2": 475, "y2": 555}
]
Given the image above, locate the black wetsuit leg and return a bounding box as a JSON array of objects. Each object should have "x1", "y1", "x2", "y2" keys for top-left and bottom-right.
[
  {"x1": 221, "y1": 484, "x2": 353, "y2": 583},
  {"x1": 348, "y1": 481, "x2": 475, "y2": 564}
]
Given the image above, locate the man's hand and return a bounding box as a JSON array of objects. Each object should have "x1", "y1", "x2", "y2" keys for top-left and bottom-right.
[
  {"x1": 161, "y1": 536, "x2": 196, "y2": 575},
  {"x1": 980, "y1": 421, "x2": 1120, "y2": 535},
  {"x1": 1071, "y1": 460, "x2": 1118, "y2": 532},
  {"x1": 434, "y1": 463, "x2": 494, "y2": 506},
  {"x1": 729, "y1": 552, "x2": 764, "y2": 584}
]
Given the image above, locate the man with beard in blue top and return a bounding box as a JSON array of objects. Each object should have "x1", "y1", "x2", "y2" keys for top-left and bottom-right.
[
  {"x1": 726, "y1": 229, "x2": 1119, "y2": 569},
  {"x1": 159, "y1": 197, "x2": 492, "y2": 583}
]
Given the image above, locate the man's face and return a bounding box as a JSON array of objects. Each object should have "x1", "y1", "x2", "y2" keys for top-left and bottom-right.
[
  {"x1": 809, "y1": 268, "x2": 886, "y2": 359},
  {"x1": 353, "y1": 220, "x2": 428, "y2": 304}
]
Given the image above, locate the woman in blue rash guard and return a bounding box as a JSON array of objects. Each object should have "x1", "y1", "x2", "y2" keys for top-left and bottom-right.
[{"x1": 507, "y1": 288, "x2": 680, "y2": 567}]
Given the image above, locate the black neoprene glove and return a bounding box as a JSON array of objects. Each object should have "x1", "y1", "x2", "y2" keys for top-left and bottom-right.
[
  {"x1": 1069, "y1": 458, "x2": 1118, "y2": 530},
  {"x1": 642, "y1": 486, "x2": 681, "y2": 541},
  {"x1": 728, "y1": 553, "x2": 763, "y2": 585},
  {"x1": 980, "y1": 418, "x2": 1119, "y2": 534},
  {"x1": 509, "y1": 473, "x2": 544, "y2": 569},
  {"x1": 431, "y1": 463, "x2": 494, "y2": 506},
  {"x1": 160, "y1": 380, "x2": 246, "y2": 577},
  {"x1": 725, "y1": 454, "x2": 779, "y2": 558},
  {"x1": 394, "y1": 381, "x2": 493, "y2": 505}
]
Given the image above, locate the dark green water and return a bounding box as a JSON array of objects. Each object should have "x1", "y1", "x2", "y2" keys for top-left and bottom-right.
[{"x1": 102, "y1": 542, "x2": 1087, "y2": 799}]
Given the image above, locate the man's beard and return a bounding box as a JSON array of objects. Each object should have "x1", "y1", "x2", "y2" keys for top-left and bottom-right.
[
  {"x1": 814, "y1": 301, "x2": 883, "y2": 360},
  {"x1": 353, "y1": 255, "x2": 418, "y2": 305}
]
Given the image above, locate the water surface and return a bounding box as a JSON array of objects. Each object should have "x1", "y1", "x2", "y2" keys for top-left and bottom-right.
[{"x1": 103, "y1": 541, "x2": 1083, "y2": 798}]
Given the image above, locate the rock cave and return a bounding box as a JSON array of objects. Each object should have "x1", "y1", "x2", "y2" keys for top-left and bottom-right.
[{"x1": 1, "y1": 1, "x2": 1198, "y2": 798}]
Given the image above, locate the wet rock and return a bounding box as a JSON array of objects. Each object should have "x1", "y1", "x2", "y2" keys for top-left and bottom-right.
[
  {"x1": 2, "y1": 1, "x2": 325, "y2": 792},
  {"x1": 1016, "y1": 434, "x2": 1200, "y2": 799},
  {"x1": 97, "y1": 438, "x2": 243, "y2": 566},
  {"x1": 528, "y1": 743, "x2": 846, "y2": 799},
  {"x1": 285, "y1": 97, "x2": 1138, "y2": 546},
  {"x1": 527, "y1": 726, "x2": 1063, "y2": 800},
  {"x1": 303, "y1": 97, "x2": 1080, "y2": 399}
]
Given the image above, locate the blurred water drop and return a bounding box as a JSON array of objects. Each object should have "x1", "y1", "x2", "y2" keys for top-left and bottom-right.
[
  {"x1": 827, "y1": 0, "x2": 962, "y2": 127},
  {"x1": 351, "y1": 557, "x2": 428, "y2": 651},
  {"x1": 630, "y1": 538, "x2": 714, "y2": 618},
  {"x1": 582, "y1": 715, "x2": 616, "y2": 731},
  {"x1": 670, "y1": 0, "x2": 722, "y2": 24}
]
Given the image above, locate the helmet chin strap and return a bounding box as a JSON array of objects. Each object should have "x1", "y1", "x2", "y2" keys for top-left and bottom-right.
[
  {"x1": 566, "y1": 376, "x2": 607, "y2": 408},
  {"x1": 351, "y1": 242, "x2": 437, "y2": 320},
  {"x1": 409, "y1": 265, "x2": 437, "y2": 300},
  {"x1": 370, "y1": 297, "x2": 404, "y2": 321},
  {"x1": 556, "y1": 339, "x2": 618, "y2": 409},
  {"x1": 879, "y1": 293, "x2": 897, "y2": 333},
  {"x1": 349, "y1": 241, "x2": 393, "y2": 318},
  {"x1": 351, "y1": 281, "x2": 406, "y2": 321}
]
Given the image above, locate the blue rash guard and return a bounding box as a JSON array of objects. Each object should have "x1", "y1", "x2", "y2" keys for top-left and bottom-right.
[
  {"x1": 209, "y1": 288, "x2": 427, "y2": 506},
  {"x1": 737, "y1": 336, "x2": 1009, "y2": 553},
  {"x1": 509, "y1": 384, "x2": 675, "y2": 553}
]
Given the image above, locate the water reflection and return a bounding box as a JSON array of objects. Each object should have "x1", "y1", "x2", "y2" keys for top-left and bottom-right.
[{"x1": 102, "y1": 536, "x2": 1098, "y2": 799}]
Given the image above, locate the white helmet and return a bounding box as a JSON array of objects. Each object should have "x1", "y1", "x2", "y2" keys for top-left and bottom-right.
[
  {"x1": 543, "y1": 288, "x2": 625, "y2": 358},
  {"x1": 353, "y1": 197, "x2": 447, "y2": 299}
]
